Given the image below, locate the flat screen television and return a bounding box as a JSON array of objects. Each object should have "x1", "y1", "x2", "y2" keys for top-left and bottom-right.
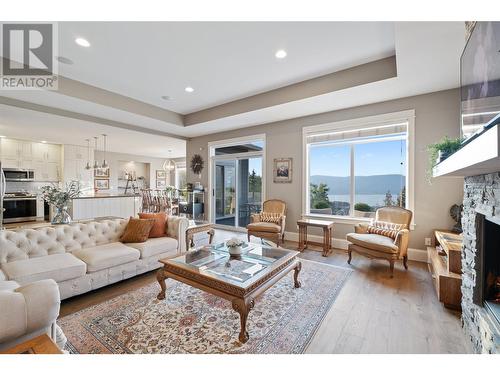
[{"x1": 461, "y1": 22, "x2": 500, "y2": 143}]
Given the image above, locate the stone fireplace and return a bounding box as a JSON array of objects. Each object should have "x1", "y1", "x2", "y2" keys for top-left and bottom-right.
[{"x1": 462, "y1": 173, "x2": 500, "y2": 353}]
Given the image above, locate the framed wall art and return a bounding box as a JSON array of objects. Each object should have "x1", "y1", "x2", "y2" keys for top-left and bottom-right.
[{"x1": 273, "y1": 158, "x2": 292, "y2": 183}]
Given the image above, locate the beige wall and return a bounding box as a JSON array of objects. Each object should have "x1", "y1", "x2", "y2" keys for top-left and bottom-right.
[{"x1": 186, "y1": 89, "x2": 464, "y2": 250}]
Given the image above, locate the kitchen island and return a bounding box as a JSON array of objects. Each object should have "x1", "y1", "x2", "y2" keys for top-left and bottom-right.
[{"x1": 70, "y1": 193, "x2": 141, "y2": 221}]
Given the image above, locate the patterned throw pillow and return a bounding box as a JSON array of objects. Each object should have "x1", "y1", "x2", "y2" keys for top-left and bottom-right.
[
  {"x1": 120, "y1": 217, "x2": 155, "y2": 243},
  {"x1": 367, "y1": 220, "x2": 404, "y2": 239},
  {"x1": 260, "y1": 212, "x2": 282, "y2": 224}
]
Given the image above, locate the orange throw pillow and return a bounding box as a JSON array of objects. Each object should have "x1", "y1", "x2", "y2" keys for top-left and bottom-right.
[
  {"x1": 138, "y1": 212, "x2": 167, "y2": 238},
  {"x1": 120, "y1": 217, "x2": 155, "y2": 243}
]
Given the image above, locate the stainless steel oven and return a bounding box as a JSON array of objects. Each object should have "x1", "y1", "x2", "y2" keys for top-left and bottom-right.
[
  {"x1": 2, "y1": 193, "x2": 37, "y2": 223},
  {"x1": 3, "y1": 168, "x2": 35, "y2": 182}
]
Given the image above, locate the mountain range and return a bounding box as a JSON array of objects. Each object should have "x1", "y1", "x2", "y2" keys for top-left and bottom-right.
[{"x1": 310, "y1": 174, "x2": 406, "y2": 195}]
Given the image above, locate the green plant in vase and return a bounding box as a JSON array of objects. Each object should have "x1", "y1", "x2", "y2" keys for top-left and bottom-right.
[
  {"x1": 40, "y1": 181, "x2": 81, "y2": 224},
  {"x1": 426, "y1": 136, "x2": 462, "y2": 184}
]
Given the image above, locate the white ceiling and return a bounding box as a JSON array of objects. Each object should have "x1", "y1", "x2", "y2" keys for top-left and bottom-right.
[
  {"x1": 0, "y1": 21, "x2": 466, "y2": 149},
  {"x1": 54, "y1": 22, "x2": 396, "y2": 114},
  {"x1": 0, "y1": 104, "x2": 186, "y2": 159}
]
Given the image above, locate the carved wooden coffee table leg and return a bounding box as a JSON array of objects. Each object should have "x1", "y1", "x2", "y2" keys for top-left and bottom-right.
[
  {"x1": 293, "y1": 261, "x2": 302, "y2": 288},
  {"x1": 232, "y1": 298, "x2": 254, "y2": 343},
  {"x1": 156, "y1": 268, "x2": 168, "y2": 300}
]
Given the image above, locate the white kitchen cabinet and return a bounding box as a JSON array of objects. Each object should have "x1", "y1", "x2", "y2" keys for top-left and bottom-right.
[
  {"x1": 1, "y1": 138, "x2": 21, "y2": 159},
  {"x1": 1, "y1": 157, "x2": 20, "y2": 169},
  {"x1": 0, "y1": 138, "x2": 61, "y2": 181},
  {"x1": 63, "y1": 144, "x2": 93, "y2": 191}
]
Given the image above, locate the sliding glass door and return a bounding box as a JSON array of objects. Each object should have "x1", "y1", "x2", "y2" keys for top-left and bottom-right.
[{"x1": 210, "y1": 138, "x2": 264, "y2": 229}]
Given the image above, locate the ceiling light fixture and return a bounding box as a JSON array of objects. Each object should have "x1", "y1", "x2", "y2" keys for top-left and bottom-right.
[
  {"x1": 185, "y1": 86, "x2": 194, "y2": 93},
  {"x1": 275, "y1": 49, "x2": 287, "y2": 59},
  {"x1": 41, "y1": 141, "x2": 47, "y2": 144},
  {"x1": 75, "y1": 37, "x2": 91, "y2": 47},
  {"x1": 85, "y1": 139, "x2": 92, "y2": 170},
  {"x1": 93, "y1": 137, "x2": 100, "y2": 169},
  {"x1": 56, "y1": 56, "x2": 74, "y2": 65},
  {"x1": 101, "y1": 134, "x2": 109, "y2": 169}
]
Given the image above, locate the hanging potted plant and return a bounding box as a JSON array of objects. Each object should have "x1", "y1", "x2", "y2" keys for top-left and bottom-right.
[
  {"x1": 40, "y1": 181, "x2": 81, "y2": 224},
  {"x1": 426, "y1": 136, "x2": 462, "y2": 183}
]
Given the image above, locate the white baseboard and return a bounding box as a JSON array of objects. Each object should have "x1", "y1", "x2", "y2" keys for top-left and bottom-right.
[{"x1": 284, "y1": 231, "x2": 428, "y2": 263}]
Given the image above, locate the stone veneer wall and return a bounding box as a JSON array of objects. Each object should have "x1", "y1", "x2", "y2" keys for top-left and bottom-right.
[{"x1": 462, "y1": 172, "x2": 500, "y2": 353}]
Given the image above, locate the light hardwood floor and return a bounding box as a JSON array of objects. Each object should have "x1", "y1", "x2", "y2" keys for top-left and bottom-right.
[{"x1": 60, "y1": 229, "x2": 472, "y2": 354}]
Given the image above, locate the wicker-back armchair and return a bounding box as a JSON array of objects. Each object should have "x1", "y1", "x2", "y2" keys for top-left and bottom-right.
[
  {"x1": 346, "y1": 206, "x2": 413, "y2": 277},
  {"x1": 246, "y1": 199, "x2": 287, "y2": 246}
]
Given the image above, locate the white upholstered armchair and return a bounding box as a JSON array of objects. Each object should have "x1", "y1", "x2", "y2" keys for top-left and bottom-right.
[{"x1": 0, "y1": 278, "x2": 64, "y2": 351}]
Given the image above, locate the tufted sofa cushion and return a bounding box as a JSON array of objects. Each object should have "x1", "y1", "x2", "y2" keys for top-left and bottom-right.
[
  {"x1": 71, "y1": 242, "x2": 140, "y2": 273},
  {"x1": 127, "y1": 237, "x2": 178, "y2": 259},
  {"x1": 1, "y1": 253, "x2": 87, "y2": 285},
  {"x1": 0, "y1": 219, "x2": 129, "y2": 265}
]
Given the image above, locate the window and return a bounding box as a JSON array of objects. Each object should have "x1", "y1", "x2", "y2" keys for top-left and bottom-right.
[{"x1": 304, "y1": 111, "x2": 414, "y2": 221}]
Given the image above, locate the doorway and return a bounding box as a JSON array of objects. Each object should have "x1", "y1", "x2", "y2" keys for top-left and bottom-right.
[{"x1": 209, "y1": 136, "x2": 265, "y2": 230}]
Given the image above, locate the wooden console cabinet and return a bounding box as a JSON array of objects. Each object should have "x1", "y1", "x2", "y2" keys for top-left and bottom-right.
[{"x1": 427, "y1": 230, "x2": 463, "y2": 310}]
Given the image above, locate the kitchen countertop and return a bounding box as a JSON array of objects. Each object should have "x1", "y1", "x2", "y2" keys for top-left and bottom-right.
[{"x1": 73, "y1": 193, "x2": 140, "y2": 199}]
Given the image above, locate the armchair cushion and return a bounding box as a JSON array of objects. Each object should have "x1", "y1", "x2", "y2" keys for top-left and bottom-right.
[
  {"x1": 346, "y1": 233, "x2": 398, "y2": 254},
  {"x1": 247, "y1": 222, "x2": 281, "y2": 233}
]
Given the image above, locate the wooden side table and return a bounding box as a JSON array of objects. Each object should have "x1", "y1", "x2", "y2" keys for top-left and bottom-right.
[
  {"x1": 297, "y1": 218, "x2": 334, "y2": 257},
  {"x1": 186, "y1": 220, "x2": 215, "y2": 250},
  {"x1": 0, "y1": 334, "x2": 62, "y2": 354}
]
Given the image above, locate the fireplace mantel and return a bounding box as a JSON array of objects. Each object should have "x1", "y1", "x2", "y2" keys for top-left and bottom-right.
[{"x1": 433, "y1": 125, "x2": 500, "y2": 178}]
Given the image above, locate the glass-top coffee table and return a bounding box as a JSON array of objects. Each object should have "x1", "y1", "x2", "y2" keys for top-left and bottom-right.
[{"x1": 156, "y1": 241, "x2": 301, "y2": 343}]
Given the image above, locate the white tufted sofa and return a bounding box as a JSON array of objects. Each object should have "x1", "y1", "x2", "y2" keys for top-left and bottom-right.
[{"x1": 0, "y1": 216, "x2": 188, "y2": 300}]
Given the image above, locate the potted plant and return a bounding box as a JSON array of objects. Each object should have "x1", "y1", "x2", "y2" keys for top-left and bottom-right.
[
  {"x1": 426, "y1": 136, "x2": 462, "y2": 183},
  {"x1": 40, "y1": 181, "x2": 81, "y2": 224}
]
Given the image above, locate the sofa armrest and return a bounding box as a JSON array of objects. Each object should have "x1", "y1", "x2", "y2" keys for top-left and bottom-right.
[
  {"x1": 394, "y1": 229, "x2": 410, "y2": 258},
  {"x1": 0, "y1": 279, "x2": 60, "y2": 344},
  {"x1": 166, "y1": 216, "x2": 189, "y2": 253},
  {"x1": 354, "y1": 223, "x2": 369, "y2": 234}
]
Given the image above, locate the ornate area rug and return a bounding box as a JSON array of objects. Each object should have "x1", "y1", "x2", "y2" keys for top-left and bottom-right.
[{"x1": 59, "y1": 260, "x2": 351, "y2": 354}]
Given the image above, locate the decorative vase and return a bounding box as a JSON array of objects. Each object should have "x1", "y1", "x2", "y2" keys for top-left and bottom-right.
[
  {"x1": 228, "y1": 245, "x2": 243, "y2": 256},
  {"x1": 52, "y1": 205, "x2": 71, "y2": 225}
]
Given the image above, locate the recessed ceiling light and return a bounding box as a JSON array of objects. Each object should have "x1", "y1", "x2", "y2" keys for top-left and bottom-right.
[
  {"x1": 41, "y1": 141, "x2": 47, "y2": 143},
  {"x1": 75, "y1": 37, "x2": 90, "y2": 47},
  {"x1": 275, "y1": 49, "x2": 287, "y2": 59},
  {"x1": 161, "y1": 95, "x2": 171, "y2": 101},
  {"x1": 0, "y1": 135, "x2": 5, "y2": 138},
  {"x1": 56, "y1": 56, "x2": 74, "y2": 65},
  {"x1": 185, "y1": 86, "x2": 194, "y2": 93}
]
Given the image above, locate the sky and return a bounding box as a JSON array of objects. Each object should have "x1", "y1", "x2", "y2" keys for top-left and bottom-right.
[{"x1": 309, "y1": 139, "x2": 406, "y2": 176}]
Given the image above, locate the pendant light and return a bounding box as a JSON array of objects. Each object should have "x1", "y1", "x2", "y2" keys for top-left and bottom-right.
[
  {"x1": 93, "y1": 136, "x2": 100, "y2": 169},
  {"x1": 101, "y1": 134, "x2": 109, "y2": 169},
  {"x1": 85, "y1": 139, "x2": 92, "y2": 170}
]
